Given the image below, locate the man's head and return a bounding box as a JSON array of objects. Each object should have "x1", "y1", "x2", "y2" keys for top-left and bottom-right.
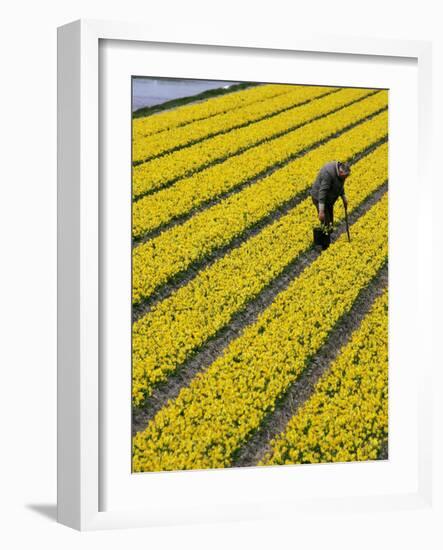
[{"x1": 337, "y1": 161, "x2": 351, "y2": 180}]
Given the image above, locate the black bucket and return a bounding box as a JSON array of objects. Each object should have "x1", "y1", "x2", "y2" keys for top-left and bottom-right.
[{"x1": 313, "y1": 227, "x2": 331, "y2": 250}]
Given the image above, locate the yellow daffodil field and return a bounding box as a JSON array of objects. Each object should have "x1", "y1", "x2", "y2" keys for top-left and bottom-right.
[{"x1": 131, "y1": 82, "x2": 389, "y2": 472}]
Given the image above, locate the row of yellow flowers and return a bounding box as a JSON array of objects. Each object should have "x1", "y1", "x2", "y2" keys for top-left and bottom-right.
[
  {"x1": 133, "y1": 89, "x2": 384, "y2": 207},
  {"x1": 132, "y1": 143, "x2": 388, "y2": 406},
  {"x1": 261, "y1": 289, "x2": 388, "y2": 466},
  {"x1": 132, "y1": 195, "x2": 388, "y2": 472},
  {"x1": 133, "y1": 85, "x2": 335, "y2": 163},
  {"x1": 132, "y1": 110, "x2": 388, "y2": 304},
  {"x1": 132, "y1": 91, "x2": 387, "y2": 236},
  {"x1": 132, "y1": 83, "x2": 297, "y2": 139}
]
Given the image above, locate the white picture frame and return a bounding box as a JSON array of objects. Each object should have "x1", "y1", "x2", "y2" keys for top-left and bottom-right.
[{"x1": 57, "y1": 19, "x2": 433, "y2": 531}]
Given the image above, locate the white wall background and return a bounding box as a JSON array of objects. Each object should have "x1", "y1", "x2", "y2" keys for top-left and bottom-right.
[{"x1": 0, "y1": 0, "x2": 441, "y2": 547}]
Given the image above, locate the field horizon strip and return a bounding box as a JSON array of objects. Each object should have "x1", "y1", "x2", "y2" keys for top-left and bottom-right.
[
  {"x1": 132, "y1": 83, "x2": 298, "y2": 139},
  {"x1": 132, "y1": 88, "x2": 383, "y2": 203},
  {"x1": 132, "y1": 143, "x2": 388, "y2": 406},
  {"x1": 132, "y1": 110, "x2": 388, "y2": 305},
  {"x1": 132, "y1": 194, "x2": 388, "y2": 472},
  {"x1": 133, "y1": 85, "x2": 337, "y2": 163},
  {"x1": 261, "y1": 289, "x2": 388, "y2": 466}
]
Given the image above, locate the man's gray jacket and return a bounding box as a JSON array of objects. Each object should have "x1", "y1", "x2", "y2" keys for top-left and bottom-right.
[{"x1": 310, "y1": 161, "x2": 347, "y2": 211}]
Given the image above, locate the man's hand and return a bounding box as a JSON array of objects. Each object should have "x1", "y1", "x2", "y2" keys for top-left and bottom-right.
[
  {"x1": 342, "y1": 195, "x2": 348, "y2": 209},
  {"x1": 318, "y1": 210, "x2": 325, "y2": 222}
]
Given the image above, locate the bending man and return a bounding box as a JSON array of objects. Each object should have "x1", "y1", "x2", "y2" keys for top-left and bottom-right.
[{"x1": 311, "y1": 160, "x2": 351, "y2": 226}]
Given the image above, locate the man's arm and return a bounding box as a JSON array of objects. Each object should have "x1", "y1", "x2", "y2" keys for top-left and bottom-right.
[{"x1": 317, "y1": 174, "x2": 331, "y2": 215}]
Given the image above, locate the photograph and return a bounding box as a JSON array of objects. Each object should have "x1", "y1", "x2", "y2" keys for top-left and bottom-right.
[
  {"x1": 0, "y1": 0, "x2": 438, "y2": 541},
  {"x1": 130, "y1": 76, "x2": 389, "y2": 473}
]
